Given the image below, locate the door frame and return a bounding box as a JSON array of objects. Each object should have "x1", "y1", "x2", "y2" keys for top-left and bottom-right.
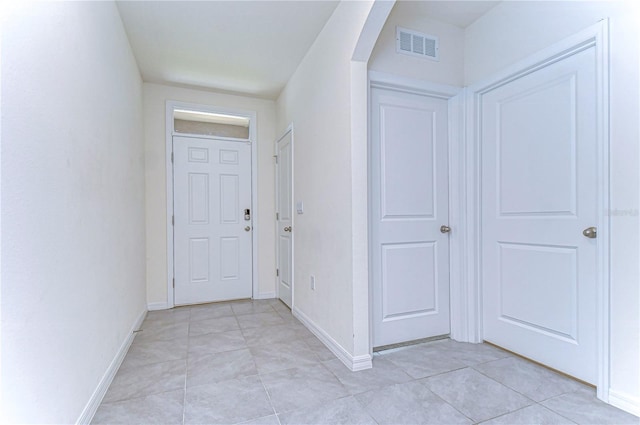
[
  {"x1": 367, "y1": 71, "x2": 464, "y2": 352},
  {"x1": 274, "y1": 124, "x2": 295, "y2": 307},
  {"x1": 464, "y1": 21, "x2": 611, "y2": 400},
  {"x1": 165, "y1": 100, "x2": 258, "y2": 308}
]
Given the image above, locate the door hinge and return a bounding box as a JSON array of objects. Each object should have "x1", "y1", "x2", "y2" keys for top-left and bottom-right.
[
  {"x1": 171, "y1": 152, "x2": 174, "y2": 163},
  {"x1": 274, "y1": 155, "x2": 278, "y2": 164},
  {"x1": 172, "y1": 278, "x2": 175, "y2": 288},
  {"x1": 172, "y1": 215, "x2": 175, "y2": 226},
  {"x1": 276, "y1": 268, "x2": 279, "y2": 277},
  {"x1": 276, "y1": 212, "x2": 279, "y2": 220}
]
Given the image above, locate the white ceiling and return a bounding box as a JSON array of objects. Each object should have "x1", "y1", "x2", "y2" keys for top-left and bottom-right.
[
  {"x1": 407, "y1": 1, "x2": 500, "y2": 29},
  {"x1": 117, "y1": 1, "x2": 499, "y2": 100},
  {"x1": 116, "y1": 1, "x2": 339, "y2": 99}
]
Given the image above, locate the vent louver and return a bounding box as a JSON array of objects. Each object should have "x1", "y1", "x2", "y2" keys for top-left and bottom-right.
[{"x1": 396, "y1": 27, "x2": 439, "y2": 61}]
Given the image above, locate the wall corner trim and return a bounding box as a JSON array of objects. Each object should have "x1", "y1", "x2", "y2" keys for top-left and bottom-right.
[
  {"x1": 292, "y1": 307, "x2": 372, "y2": 371},
  {"x1": 76, "y1": 308, "x2": 147, "y2": 425}
]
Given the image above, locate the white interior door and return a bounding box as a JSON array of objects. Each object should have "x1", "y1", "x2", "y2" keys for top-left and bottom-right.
[
  {"x1": 481, "y1": 46, "x2": 598, "y2": 384},
  {"x1": 173, "y1": 135, "x2": 253, "y2": 305},
  {"x1": 276, "y1": 130, "x2": 293, "y2": 308},
  {"x1": 371, "y1": 86, "x2": 450, "y2": 348}
]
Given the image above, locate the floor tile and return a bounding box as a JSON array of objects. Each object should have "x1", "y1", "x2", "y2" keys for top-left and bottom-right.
[
  {"x1": 239, "y1": 414, "x2": 281, "y2": 425},
  {"x1": 278, "y1": 396, "x2": 377, "y2": 425},
  {"x1": 355, "y1": 380, "x2": 472, "y2": 425},
  {"x1": 231, "y1": 300, "x2": 277, "y2": 316},
  {"x1": 261, "y1": 364, "x2": 348, "y2": 414},
  {"x1": 423, "y1": 367, "x2": 533, "y2": 422},
  {"x1": 142, "y1": 308, "x2": 191, "y2": 329},
  {"x1": 243, "y1": 323, "x2": 312, "y2": 347},
  {"x1": 323, "y1": 356, "x2": 412, "y2": 395},
  {"x1": 480, "y1": 404, "x2": 577, "y2": 424},
  {"x1": 383, "y1": 343, "x2": 467, "y2": 379},
  {"x1": 188, "y1": 315, "x2": 239, "y2": 337},
  {"x1": 474, "y1": 356, "x2": 585, "y2": 402},
  {"x1": 92, "y1": 389, "x2": 184, "y2": 425},
  {"x1": 269, "y1": 299, "x2": 292, "y2": 314},
  {"x1": 439, "y1": 340, "x2": 511, "y2": 366},
  {"x1": 250, "y1": 339, "x2": 320, "y2": 374},
  {"x1": 189, "y1": 302, "x2": 235, "y2": 322},
  {"x1": 119, "y1": 337, "x2": 188, "y2": 369},
  {"x1": 541, "y1": 387, "x2": 640, "y2": 425},
  {"x1": 103, "y1": 359, "x2": 186, "y2": 403},
  {"x1": 134, "y1": 321, "x2": 189, "y2": 343},
  {"x1": 184, "y1": 375, "x2": 273, "y2": 425},
  {"x1": 95, "y1": 302, "x2": 638, "y2": 425},
  {"x1": 304, "y1": 336, "x2": 336, "y2": 361},
  {"x1": 237, "y1": 311, "x2": 288, "y2": 329},
  {"x1": 187, "y1": 348, "x2": 258, "y2": 388},
  {"x1": 188, "y1": 329, "x2": 246, "y2": 356}
]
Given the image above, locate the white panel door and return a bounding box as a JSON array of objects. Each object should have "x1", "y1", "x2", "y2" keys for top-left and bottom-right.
[
  {"x1": 173, "y1": 135, "x2": 252, "y2": 305},
  {"x1": 276, "y1": 131, "x2": 293, "y2": 307},
  {"x1": 371, "y1": 87, "x2": 450, "y2": 348},
  {"x1": 481, "y1": 46, "x2": 598, "y2": 383}
]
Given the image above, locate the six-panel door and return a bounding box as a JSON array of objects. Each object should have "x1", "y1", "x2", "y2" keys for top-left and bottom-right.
[{"x1": 173, "y1": 136, "x2": 253, "y2": 305}]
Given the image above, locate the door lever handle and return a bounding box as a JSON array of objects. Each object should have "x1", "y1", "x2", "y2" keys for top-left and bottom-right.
[
  {"x1": 440, "y1": 225, "x2": 451, "y2": 234},
  {"x1": 284, "y1": 226, "x2": 292, "y2": 232}
]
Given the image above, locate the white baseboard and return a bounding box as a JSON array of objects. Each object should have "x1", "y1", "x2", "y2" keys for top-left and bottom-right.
[
  {"x1": 147, "y1": 302, "x2": 170, "y2": 311},
  {"x1": 292, "y1": 306, "x2": 372, "y2": 371},
  {"x1": 76, "y1": 308, "x2": 147, "y2": 425},
  {"x1": 254, "y1": 292, "x2": 276, "y2": 300},
  {"x1": 609, "y1": 389, "x2": 640, "y2": 418}
]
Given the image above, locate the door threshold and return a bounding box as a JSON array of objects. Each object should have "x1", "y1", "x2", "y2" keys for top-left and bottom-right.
[{"x1": 374, "y1": 334, "x2": 450, "y2": 354}]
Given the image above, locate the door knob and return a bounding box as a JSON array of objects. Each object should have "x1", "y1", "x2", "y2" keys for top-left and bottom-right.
[
  {"x1": 244, "y1": 226, "x2": 251, "y2": 232},
  {"x1": 284, "y1": 226, "x2": 292, "y2": 232},
  {"x1": 583, "y1": 226, "x2": 597, "y2": 239},
  {"x1": 440, "y1": 225, "x2": 451, "y2": 234}
]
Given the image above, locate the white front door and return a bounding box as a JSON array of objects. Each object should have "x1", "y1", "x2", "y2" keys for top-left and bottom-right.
[
  {"x1": 371, "y1": 86, "x2": 451, "y2": 348},
  {"x1": 481, "y1": 46, "x2": 598, "y2": 383},
  {"x1": 276, "y1": 130, "x2": 293, "y2": 308},
  {"x1": 173, "y1": 135, "x2": 253, "y2": 305}
]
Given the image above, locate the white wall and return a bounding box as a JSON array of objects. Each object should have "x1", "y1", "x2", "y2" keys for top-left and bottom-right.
[
  {"x1": 276, "y1": 1, "x2": 374, "y2": 357},
  {"x1": 368, "y1": 1, "x2": 464, "y2": 87},
  {"x1": 465, "y1": 0, "x2": 640, "y2": 412},
  {"x1": 143, "y1": 83, "x2": 276, "y2": 306},
  {"x1": 1, "y1": 2, "x2": 146, "y2": 423}
]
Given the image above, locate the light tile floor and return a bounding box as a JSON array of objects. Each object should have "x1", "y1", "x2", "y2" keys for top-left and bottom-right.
[{"x1": 93, "y1": 299, "x2": 639, "y2": 425}]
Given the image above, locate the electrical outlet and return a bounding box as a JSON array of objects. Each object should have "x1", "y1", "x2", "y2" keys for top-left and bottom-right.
[{"x1": 310, "y1": 275, "x2": 316, "y2": 290}]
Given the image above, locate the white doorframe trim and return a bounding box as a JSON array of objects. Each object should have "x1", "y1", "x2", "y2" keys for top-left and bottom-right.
[
  {"x1": 367, "y1": 71, "x2": 464, "y2": 352},
  {"x1": 464, "y1": 20, "x2": 611, "y2": 401},
  {"x1": 274, "y1": 124, "x2": 294, "y2": 308},
  {"x1": 165, "y1": 100, "x2": 259, "y2": 308}
]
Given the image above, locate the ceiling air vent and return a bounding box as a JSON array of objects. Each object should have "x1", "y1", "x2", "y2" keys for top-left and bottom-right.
[{"x1": 396, "y1": 26, "x2": 439, "y2": 61}]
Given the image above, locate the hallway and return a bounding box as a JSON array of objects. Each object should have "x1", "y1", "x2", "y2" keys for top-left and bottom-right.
[{"x1": 93, "y1": 300, "x2": 638, "y2": 424}]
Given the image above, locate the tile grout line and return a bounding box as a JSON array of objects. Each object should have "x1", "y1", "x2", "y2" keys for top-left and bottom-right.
[
  {"x1": 469, "y1": 359, "x2": 591, "y2": 419},
  {"x1": 236, "y1": 304, "x2": 281, "y2": 424},
  {"x1": 256, "y1": 359, "x2": 281, "y2": 424},
  {"x1": 412, "y1": 378, "x2": 476, "y2": 424}
]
